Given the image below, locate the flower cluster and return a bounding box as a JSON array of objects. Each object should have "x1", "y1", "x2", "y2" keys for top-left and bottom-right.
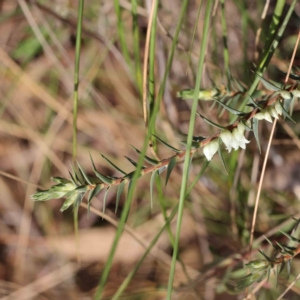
[
  {"x1": 203, "y1": 123, "x2": 249, "y2": 161},
  {"x1": 202, "y1": 99, "x2": 285, "y2": 161},
  {"x1": 253, "y1": 100, "x2": 283, "y2": 123}
]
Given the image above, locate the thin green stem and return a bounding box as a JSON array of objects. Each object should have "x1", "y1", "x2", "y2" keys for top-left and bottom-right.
[
  {"x1": 166, "y1": 1, "x2": 213, "y2": 299},
  {"x1": 73, "y1": 0, "x2": 84, "y2": 161},
  {"x1": 131, "y1": 0, "x2": 143, "y2": 96},
  {"x1": 220, "y1": 0, "x2": 230, "y2": 89},
  {"x1": 114, "y1": 0, "x2": 131, "y2": 66}
]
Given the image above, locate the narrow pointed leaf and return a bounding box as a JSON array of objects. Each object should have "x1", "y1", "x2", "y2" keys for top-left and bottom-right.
[
  {"x1": 213, "y1": 98, "x2": 245, "y2": 115},
  {"x1": 116, "y1": 181, "x2": 126, "y2": 214},
  {"x1": 52, "y1": 177, "x2": 71, "y2": 184},
  {"x1": 165, "y1": 157, "x2": 177, "y2": 186},
  {"x1": 124, "y1": 156, "x2": 146, "y2": 169},
  {"x1": 76, "y1": 161, "x2": 92, "y2": 185},
  {"x1": 87, "y1": 184, "x2": 102, "y2": 216},
  {"x1": 279, "y1": 101, "x2": 296, "y2": 124},
  {"x1": 279, "y1": 260, "x2": 285, "y2": 274},
  {"x1": 129, "y1": 145, "x2": 160, "y2": 165},
  {"x1": 90, "y1": 155, "x2": 114, "y2": 184},
  {"x1": 248, "y1": 96, "x2": 260, "y2": 108},
  {"x1": 196, "y1": 112, "x2": 227, "y2": 129},
  {"x1": 287, "y1": 260, "x2": 291, "y2": 279},
  {"x1": 256, "y1": 73, "x2": 280, "y2": 91},
  {"x1": 258, "y1": 249, "x2": 272, "y2": 262},
  {"x1": 252, "y1": 118, "x2": 261, "y2": 153},
  {"x1": 103, "y1": 187, "x2": 110, "y2": 214},
  {"x1": 153, "y1": 135, "x2": 181, "y2": 153},
  {"x1": 100, "y1": 153, "x2": 126, "y2": 174},
  {"x1": 218, "y1": 138, "x2": 228, "y2": 174},
  {"x1": 69, "y1": 171, "x2": 78, "y2": 187},
  {"x1": 280, "y1": 231, "x2": 300, "y2": 243},
  {"x1": 150, "y1": 170, "x2": 158, "y2": 210}
]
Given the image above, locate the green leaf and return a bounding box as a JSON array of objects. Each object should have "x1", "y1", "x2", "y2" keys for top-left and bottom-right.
[
  {"x1": 153, "y1": 135, "x2": 181, "y2": 153},
  {"x1": 76, "y1": 161, "x2": 93, "y2": 185},
  {"x1": 213, "y1": 98, "x2": 245, "y2": 115},
  {"x1": 252, "y1": 118, "x2": 261, "y2": 153},
  {"x1": 90, "y1": 155, "x2": 114, "y2": 184},
  {"x1": 280, "y1": 231, "x2": 300, "y2": 243},
  {"x1": 60, "y1": 192, "x2": 78, "y2": 212},
  {"x1": 218, "y1": 138, "x2": 228, "y2": 174},
  {"x1": 196, "y1": 112, "x2": 227, "y2": 129},
  {"x1": 258, "y1": 249, "x2": 272, "y2": 262},
  {"x1": 51, "y1": 177, "x2": 71, "y2": 184},
  {"x1": 87, "y1": 184, "x2": 102, "y2": 216},
  {"x1": 103, "y1": 187, "x2": 110, "y2": 215},
  {"x1": 124, "y1": 156, "x2": 145, "y2": 169},
  {"x1": 129, "y1": 145, "x2": 160, "y2": 165},
  {"x1": 256, "y1": 73, "x2": 280, "y2": 91},
  {"x1": 165, "y1": 157, "x2": 177, "y2": 186},
  {"x1": 150, "y1": 170, "x2": 158, "y2": 210},
  {"x1": 248, "y1": 96, "x2": 260, "y2": 108},
  {"x1": 279, "y1": 101, "x2": 296, "y2": 123},
  {"x1": 279, "y1": 260, "x2": 285, "y2": 275},
  {"x1": 116, "y1": 181, "x2": 126, "y2": 214},
  {"x1": 287, "y1": 259, "x2": 291, "y2": 279},
  {"x1": 100, "y1": 153, "x2": 126, "y2": 174}
]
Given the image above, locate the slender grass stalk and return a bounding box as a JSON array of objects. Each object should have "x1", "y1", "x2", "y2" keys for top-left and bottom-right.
[
  {"x1": 73, "y1": 0, "x2": 84, "y2": 161},
  {"x1": 73, "y1": 0, "x2": 84, "y2": 266},
  {"x1": 219, "y1": 0, "x2": 230, "y2": 89},
  {"x1": 166, "y1": 1, "x2": 214, "y2": 298},
  {"x1": 148, "y1": 0, "x2": 159, "y2": 151},
  {"x1": 110, "y1": 162, "x2": 210, "y2": 299},
  {"x1": 114, "y1": 0, "x2": 131, "y2": 66},
  {"x1": 131, "y1": 0, "x2": 143, "y2": 96}
]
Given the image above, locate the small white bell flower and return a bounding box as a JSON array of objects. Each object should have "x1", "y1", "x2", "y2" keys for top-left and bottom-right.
[
  {"x1": 220, "y1": 130, "x2": 233, "y2": 153},
  {"x1": 254, "y1": 110, "x2": 272, "y2": 123},
  {"x1": 203, "y1": 139, "x2": 219, "y2": 161},
  {"x1": 232, "y1": 127, "x2": 250, "y2": 149}
]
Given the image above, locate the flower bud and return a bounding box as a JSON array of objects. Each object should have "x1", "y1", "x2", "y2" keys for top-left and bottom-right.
[{"x1": 203, "y1": 139, "x2": 219, "y2": 161}]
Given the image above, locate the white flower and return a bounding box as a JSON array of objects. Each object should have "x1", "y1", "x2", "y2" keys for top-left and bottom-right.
[
  {"x1": 292, "y1": 90, "x2": 300, "y2": 98},
  {"x1": 280, "y1": 90, "x2": 292, "y2": 100},
  {"x1": 203, "y1": 139, "x2": 219, "y2": 161},
  {"x1": 220, "y1": 124, "x2": 249, "y2": 153},
  {"x1": 232, "y1": 127, "x2": 250, "y2": 149},
  {"x1": 220, "y1": 130, "x2": 233, "y2": 152},
  {"x1": 254, "y1": 110, "x2": 272, "y2": 123}
]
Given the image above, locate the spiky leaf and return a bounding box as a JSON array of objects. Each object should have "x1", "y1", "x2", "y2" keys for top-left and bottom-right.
[
  {"x1": 129, "y1": 145, "x2": 160, "y2": 165},
  {"x1": 116, "y1": 181, "x2": 126, "y2": 213},
  {"x1": 153, "y1": 135, "x2": 181, "y2": 153},
  {"x1": 214, "y1": 98, "x2": 245, "y2": 115},
  {"x1": 87, "y1": 184, "x2": 102, "y2": 215},
  {"x1": 76, "y1": 161, "x2": 92, "y2": 185},
  {"x1": 100, "y1": 153, "x2": 126, "y2": 174},
  {"x1": 256, "y1": 73, "x2": 281, "y2": 91},
  {"x1": 252, "y1": 118, "x2": 261, "y2": 153},
  {"x1": 125, "y1": 156, "x2": 146, "y2": 169},
  {"x1": 279, "y1": 100, "x2": 296, "y2": 123},
  {"x1": 90, "y1": 155, "x2": 114, "y2": 184},
  {"x1": 103, "y1": 187, "x2": 110, "y2": 214},
  {"x1": 165, "y1": 157, "x2": 177, "y2": 186},
  {"x1": 196, "y1": 112, "x2": 227, "y2": 129}
]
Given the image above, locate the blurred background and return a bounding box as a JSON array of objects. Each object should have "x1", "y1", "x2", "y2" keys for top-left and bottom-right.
[{"x1": 0, "y1": 0, "x2": 300, "y2": 299}]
